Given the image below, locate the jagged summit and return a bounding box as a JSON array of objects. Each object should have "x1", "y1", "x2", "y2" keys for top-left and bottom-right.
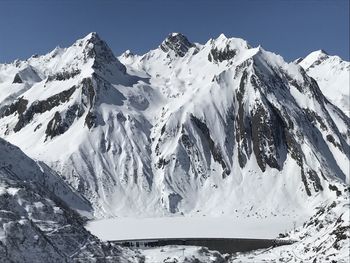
[
  {"x1": 160, "y1": 32, "x2": 195, "y2": 57},
  {"x1": 56, "y1": 32, "x2": 127, "y2": 77},
  {"x1": 73, "y1": 32, "x2": 123, "y2": 69},
  {"x1": 209, "y1": 34, "x2": 251, "y2": 49},
  {"x1": 75, "y1": 32, "x2": 105, "y2": 48},
  {"x1": 84, "y1": 31, "x2": 100, "y2": 41}
]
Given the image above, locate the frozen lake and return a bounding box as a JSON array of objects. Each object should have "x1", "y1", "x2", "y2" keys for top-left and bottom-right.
[{"x1": 85, "y1": 216, "x2": 300, "y2": 241}]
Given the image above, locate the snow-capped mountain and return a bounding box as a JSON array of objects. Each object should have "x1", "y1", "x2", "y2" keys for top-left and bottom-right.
[
  {"x1": 0, "y1": 32, "x2": 348, "y2": 227},
  {"x1": 0, "y1": 138, "x2": 143, "y2": 262},
  {"x1": 297, "y1": 50, "x2": 350, "y2": 116}
]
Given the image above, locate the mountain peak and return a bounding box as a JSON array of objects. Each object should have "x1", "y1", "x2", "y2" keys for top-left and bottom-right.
[
  {"x1": 297, "y1": 49, "x2": 329, "y2": 69},
  {"x1": 209, "y1": 34, "x2": 251, "y2": 51},
  {"x1": 170, "y1": 32, "x2": 181, "y2": 37},
  {"x1": 160, "y1": 32, "x2": 195, "y2": 57},
  {"x1": 70, "y1": 32, "x2": 104, "y2": 51},
  {"x1": 71, "y1": 32, "x2": 126, "y2": 74},
  {"x1": 307, "y1": 49, "x2": 329, "y2": 59},
  {"x1": 316, "y1": 49, "x2": 328, "y2": 55},
  {"x1": 75, "y1": 32, "x2": 105, "y2": 49},
  {"x1": 217, "y1": 33, "x2": 227, "y2": 40},
  {"x1": 82, "y1": 32, "x2": 101, "y2": 43}
]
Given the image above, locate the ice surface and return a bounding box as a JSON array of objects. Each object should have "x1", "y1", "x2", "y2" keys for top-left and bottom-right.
[{"x1": 87, "y1": 215, "x2": 307, "y2": 241}]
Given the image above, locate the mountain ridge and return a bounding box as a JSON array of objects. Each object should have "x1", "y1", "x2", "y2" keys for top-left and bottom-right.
[
  {"x1": 297, "y1": 49, "x2": 350, "y2": 116},
  {"x1": 0, "y1": 32, "x2": 348, "y2": 221}
]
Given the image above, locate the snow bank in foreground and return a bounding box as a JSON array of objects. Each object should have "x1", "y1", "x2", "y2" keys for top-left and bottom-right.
[{"x1": 141, "y1": 246, "x2": 227, "y2": 263}]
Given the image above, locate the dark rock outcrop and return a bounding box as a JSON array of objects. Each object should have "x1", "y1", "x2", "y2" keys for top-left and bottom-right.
[
  {"x1": 208, "y1": 46, "x2": 236, "y2": 62},
  {"x1": 161, "y1": 33, "x2": 195, "y2": 57},
  {"x1": 13, "y1": 86, "x2": 76, "y2": 132},
  {"x1": 47, "y1": 69, "x2": 81, "y2": 82},
  {"x1": 1, "y1": 97, "x2": 28, "y2": 117},
  {"x1": 235, "y1": 70, "x2": 251, "y2": 168},
  {"x1": 12, "y1": 73, "x2": 23, "y2": 84},
  {"x1": 251, "y1": 103, "x2": 282, "y2": 172},
  {"x1": 191, "y1": 115, "x2": 229, "y2": 177}
]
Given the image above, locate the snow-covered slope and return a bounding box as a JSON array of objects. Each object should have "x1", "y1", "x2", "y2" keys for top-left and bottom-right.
[
  {"x1": 297, "y1": 50, "x2": 350, "y2": 116},
  {"x1": 0, "y1": 137, "x2": 143, "y2": 262},
  {"x1": 230, "y1": 192, "x2": 350, "y2": 262},
  {"x1": 0, "y1": 33, "x2": 348, "y2": 226}
]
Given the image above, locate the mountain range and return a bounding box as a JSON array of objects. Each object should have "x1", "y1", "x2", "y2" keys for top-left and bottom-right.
[{"x1": 0, "y1": 32, "x2": 348, "y2": 262}]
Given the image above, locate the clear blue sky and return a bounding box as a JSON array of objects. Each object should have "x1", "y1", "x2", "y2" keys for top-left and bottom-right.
[{"x1": 0, "y1": 0, "x2": 348, "y2": 63}]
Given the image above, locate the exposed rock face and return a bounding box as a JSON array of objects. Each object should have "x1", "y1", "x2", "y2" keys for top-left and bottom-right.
[
  {"x1": 191, "y1": 115, "x2": 229, "y2": 177},
  {"x1": 81, "y1": 77, "x2": 96, "y2": 129},
  {"x1": 235, "y1": 70, "x2": 251, "y2": 168},
  {"x1": 1, "y1": 74, "x2": 101, "y2": 138},
  {"x1": 250, "y1": 102, "x2": 283, "y2": 172},
  {"x1": 86, "y1": 33, "x2": 127, "y2": 75},
  {"x1": 13, "y1": 86, "x2": 76, "y2": 132},
  {"x1": 45, "y1": 111, "x2": 64, "y2": 139},
  {"x1": 47, "y1": 69, "x2": 81, "y2": 82},
  {"x1": 168, "y1": 193, "x2": 183, "y2": 213},
  {"x1": 12, "y1": 73, "x2": 23, "y2": 83},
  {"x1": 1, "y1": 97, "x2": 28, "y2": 117},
  {"x1": 160, "y1": 33, "x2": 195, "y2": 57},
  {"x1": 208, "y1": 46, "x2": 237, "y2": 62}
]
